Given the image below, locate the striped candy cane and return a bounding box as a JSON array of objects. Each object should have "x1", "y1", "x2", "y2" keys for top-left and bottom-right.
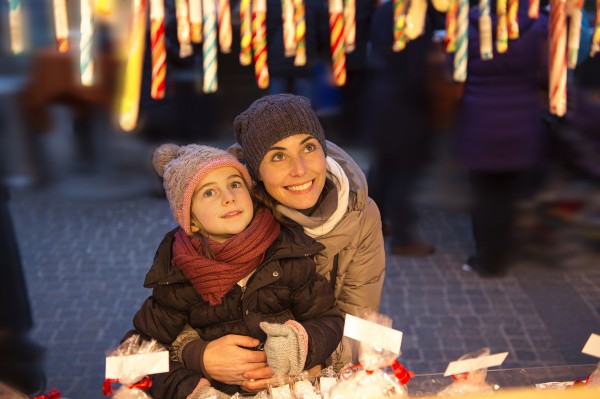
[
  {"x1": 203, "y1": 0, "x2": 219, "y2": 93},
  {"x1": 592, "y1": 0, "x2": 600, "y2": 57},
  {"x1": 549, "y1": 0, "x2": 567, "y2": 116},
  {"x1": 496, "y1": 0, "x2": 508, "y2": 53},
  {"x1": 218, "y1": 0, "x2": 232, "y2": 53},
  {"x1": 344, "y1": 0, "x2": 356, "y2": 52},
  {"x1": 432, "y1": 0, "x2": 449, "y2": 11},
  {"x1": 478, "y1": 0, "x2": 493, "y2": 60},
  {"x1": 119, "y1": 0, "x2": 147, "y2": 131},
  {"x1": 328, "y1": 0, "x2": 346, "y2": 85},
  {"x1": 252, "y1": 0, "x2": 270, "y2": 88},
  {"x1": 80, "y1": 0, "x2": 95, "y2": 86},
  {"x1": 53, "y1": 0, "x2": 69, "y2": 53},
  {"x1": 150, "y1": 0, "x2": 167, "y2": 99},
  {"x1": 176, "y1": 0, "x2": 193, "y2": 57},
  {"x1": 528, "y1": 0, "x2": 539, "y2": 18},
  {"x1": 393, "y1": 0, "x2": 408, "y2": 52},
  {"x1": 445, "y1": 0, "x2": 458, "y2": 52},
  {"x1": 282, "y1": 0, "x2": 296, "y2": 57},
  {"x1": 189, "y1": 0, "x2": 203, "y2": 43},
  {"x1": 7, "y1": 0, "x2": 24, "y2": 54},
  {"x1": 507, "y1": 0, "x2": 519, "y2": 39},
  {"x1": 293, "y1": 0, "x2": 307, "y2": 65},
  {"x1": 453, "y1": 0, "x2": 468, "y2": 82},
  {"x1": 239, "y1": 0, "x2": 252, "y2": 65}
]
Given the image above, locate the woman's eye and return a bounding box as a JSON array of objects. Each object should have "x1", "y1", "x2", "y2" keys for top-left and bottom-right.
[
  {"x1": 305, "y1": 143, "x2": 316, "y2": 152},
  {"x1": 271, "y1": 152, "x2": 285, "y2": 162}
]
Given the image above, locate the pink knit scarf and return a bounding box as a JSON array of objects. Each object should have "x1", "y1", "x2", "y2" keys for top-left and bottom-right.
[{"x1": 172, "y1": 207, "x2": 280, "y2": 305}]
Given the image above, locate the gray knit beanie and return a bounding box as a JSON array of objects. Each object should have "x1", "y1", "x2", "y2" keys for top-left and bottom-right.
[
  {"x1": 233, "y1": 94, "x2": 327, "y2": 179},
  {"x1": 153, "y1": 144, "x2": 253, "y2": 235}
]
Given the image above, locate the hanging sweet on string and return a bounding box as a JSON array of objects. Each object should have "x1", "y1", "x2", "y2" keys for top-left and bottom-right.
[
  {"x1": 7, "y1": 0, "x2": 24, "y2": 54},
  {"x1": 549, "y1": 0, "x2": 567, "y2": 116},
  {"x1": 592, "y1": 0, "x2": 600, "y2": 57},
  {"x1": 189, "y1": 0, "x2": 203, "y2": 43},
  {"x1": 118, "y1": 0, "x2": 147, "y2": 131},
  {"x1": 479, "y1": 0, "x2": 493, "y2": 60},
  {"x1": 566, "y1": 0, "x2": 584, "y2": 69},
  {"x1": 175, "y1": 0, "x2": 193, "y2": 57},
  {"x1": 453, "y1": 0, "x2": 468, "y2": 82},
  {"x1": 507, "y1": 0, "x2": 519, "y2": 39},
  {"x1": 293, "y1": 0, "x2": 307, "y2": 65},
  {"x1": 150, "y1": 0, "x2": 167, "y2": 99},
  {"x1": 80, "y1": 0, "x2": 95, "y2": 86},
  {"x1": 239, "y1": 0, "x2": 252, "y2": 65},
  {"x1": 344, "y1": 0, "x2": 356, "y2": 52},
  {"x1": 445, "y1": 0, "x2": 458, "y2": 52},
  {"x1": 282, "y1": 0, "x2": 296, "y2": 57},
  {"x1": 53, "y1": 0, "x2": 69, "y2": 53},
  {"x1": 252, "y1": 0, "x2": 270, "y2": 89},
  {"x1": 218, "y1": 0, "x2": 232, "y2": 53},
  {"x1": 392, "y1": 0, "x2": 408, "y2": 52},
  {"x1": 405, "y1": 0, "x2": 428, "y2": 41},
  {"x1": 496, "y1": 0, "x2": 509, "y2": 53},
  {"x1": 203, "y1": 0, "x2": 219, "y2": 93},
  {"x1": 328, "y1": 0, "x2": 346, "y2": 85}
]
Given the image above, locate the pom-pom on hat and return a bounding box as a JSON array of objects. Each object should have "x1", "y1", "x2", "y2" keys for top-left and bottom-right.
[
  {"x1": 233, "y1": 94, "x2": 327, "y2": 179},
  {"x1": 153, "y1": 144, "x2": 253, "y2": 235}
]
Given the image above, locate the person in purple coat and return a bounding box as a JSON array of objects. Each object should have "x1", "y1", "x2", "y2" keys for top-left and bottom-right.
[{"x1": 456, "y1": 0, "x2": 548, "y2": 276}]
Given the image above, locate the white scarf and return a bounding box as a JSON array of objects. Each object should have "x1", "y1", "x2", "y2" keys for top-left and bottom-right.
[{"x1": 277, "y1": 157, "x2": 350, "y2": 238}]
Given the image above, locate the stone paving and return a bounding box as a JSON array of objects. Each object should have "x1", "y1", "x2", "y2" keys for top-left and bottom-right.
[{"x1": 6, "y1": 162, "x2": 600, "y2": 398}]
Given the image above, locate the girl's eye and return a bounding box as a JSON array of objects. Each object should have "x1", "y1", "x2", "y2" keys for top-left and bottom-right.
[
  {"x1": 304, "y1": 143, "x2": 316, "y2": 152},
  {"x1": 271, "y1": 152, "x2": 285, "y2": 162},
  {"x1": 230, "y1": 181, "x2": 243, "y2": 189},
  {"x1": 203, "y1": 189, "x2": 215, "y2": 198}
]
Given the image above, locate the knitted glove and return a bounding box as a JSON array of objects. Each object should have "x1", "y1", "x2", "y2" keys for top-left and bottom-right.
[{"x1": 259, "y1": 320, "x2": 308, "y2": 376}]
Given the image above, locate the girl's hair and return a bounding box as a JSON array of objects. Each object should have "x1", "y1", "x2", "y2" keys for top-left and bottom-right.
[{"x1": 190, "y1": 179, "x2": 262, "y2": 259}]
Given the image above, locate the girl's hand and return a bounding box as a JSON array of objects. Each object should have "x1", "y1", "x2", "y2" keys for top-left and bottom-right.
[{"x1": 203, "y1": 335, "x2": 269, "y2": 385}]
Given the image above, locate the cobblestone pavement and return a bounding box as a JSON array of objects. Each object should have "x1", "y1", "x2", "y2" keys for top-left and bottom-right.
[{"x1": 6, "y1": 158, "x2": 600, "y2": 398}]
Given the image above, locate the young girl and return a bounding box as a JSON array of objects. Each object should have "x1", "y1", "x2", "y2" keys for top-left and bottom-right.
[{"x1": 129, "y1": 144, "x2": 343, "y2": 399}]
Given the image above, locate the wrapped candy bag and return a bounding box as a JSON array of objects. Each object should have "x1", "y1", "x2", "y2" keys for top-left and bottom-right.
[
  {"x1": 103, "y1": 335, "x2": 169, "y2": 399},
  {"x1": 328, "y1": 314, "x2": 411, "y2": 399},
  {"x1": 437, "y1": 348, "x2": 494, "y2": 397}
]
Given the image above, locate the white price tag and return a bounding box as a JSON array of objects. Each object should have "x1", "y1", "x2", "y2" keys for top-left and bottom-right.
[
  {"x1": 343, "y1": 314, "x2": 403, "y2": 355},
  {"x1": 582, "y1": 333, "x2": 600, "y2": 358},
  {"x1": 443, "y1": 352, "x2": 509, "y2": 376}
]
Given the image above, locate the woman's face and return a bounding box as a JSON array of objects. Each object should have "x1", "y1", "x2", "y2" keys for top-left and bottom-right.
[{"x1": 258, "y1": 134, "x2": 327, "y2": 210}]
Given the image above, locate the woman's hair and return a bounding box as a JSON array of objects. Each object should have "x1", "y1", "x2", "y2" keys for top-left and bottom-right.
[{"x1": 251, "y1": 182, "x2": 296, "y2": 227}]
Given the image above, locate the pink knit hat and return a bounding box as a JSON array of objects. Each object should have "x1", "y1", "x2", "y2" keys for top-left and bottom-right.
[{"x1": 153, "y1": 144, "x2": 254, "y2": 235}]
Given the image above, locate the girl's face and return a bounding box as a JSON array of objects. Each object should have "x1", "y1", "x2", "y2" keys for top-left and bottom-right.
[
  {"x1": 258, "y1": 134, "x2": 327, "y2": 210},
  {"x1": 190, "y1": 166, "x2": 254, "y2": 242}
]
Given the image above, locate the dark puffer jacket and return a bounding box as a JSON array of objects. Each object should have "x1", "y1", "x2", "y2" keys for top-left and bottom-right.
[{"x1": 132, "y1": 224, "x2": 344, "y2": 398}]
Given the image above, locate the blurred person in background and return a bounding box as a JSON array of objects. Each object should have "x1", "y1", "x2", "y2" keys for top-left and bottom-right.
[
  {"x1": 0, "y1": 182, "x2": 45, "y2": 395},
  {"x1": 363, "y1": 0, "x2": 438, "y2": 256},
  {"x1": 456, "y1": 0, "x2": 548, "y2": 276}
]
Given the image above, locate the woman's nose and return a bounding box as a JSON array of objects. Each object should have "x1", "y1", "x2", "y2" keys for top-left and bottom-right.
[{"x1": 290, "y1": 156, "x2": 306, "y2": 177}]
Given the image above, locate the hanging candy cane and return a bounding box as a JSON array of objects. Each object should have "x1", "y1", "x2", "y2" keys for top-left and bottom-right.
[
  {"x1": 282, "y1": 0, "x2": 296, "y2": 57},
  {"x1": 118, "y1": 0, "x2": 147, "y2": 131},
  {"x1": 549, "y1": 0, "x2": 567, "y2": 116},
  {"x1": 328, "y1": 0, "x2": 346, "y2": 85},
  {"x1": 150, "y1": 0, "x2": 167, "y2": 99},
  {"x1": 478, "y1": 0, "x2": 493, "y2": 60},
  {"x1": 94, "y1": 0, "x2": 113, "y2": 16},
  {"x1": 432, "y1": 0, "x2": 449, "y2": 12},
  {"x1": 53, "y1": 0, "x2": 69, "y2": 53},
  {"x1": 567, "y1": 0, "x2": 583, "y2": 69},
  {"x1": 528, "y1": 0, "x2": 539, "y2": 18},
  {"x1": 252, "y1": 0, "x2": 270, "y2": 88},
  {"x1": 189, "y1": 0, "x2": 203, "y2": 43},
  {"x1": 445, "y1": 0, "x2": 458, "y2": 52},
  {"x1": 453, "y1": 0, "x2": 468, "y2": 82},
  {"x1": 293, "y1": 0, "x2": 307, "y2": 65},
  {"x1": 80, "y1": 0, "x2": 95, "y2": 86},
  {"x1": 7, "y1": 0, "x2": 25, "y2": 54},
  {"x1": 496, "y1": 0, "x2": 508, "y2": 53},
  {"x1": 393, "y1": 0, "x2": 408, "y2": 52},
  {"x1": 507, "y1": 0, "x2": 519, "y2": 39},
  {"x1": 405, "y1": 0, "x2": 427, "y2": 40},
  {"x1": 176, "y1": 0, "x2": 193, "y2": 56},
  {"x1": 218, "y1": 0, "x2": 232, "y2": 53},
  {"x1": 592, "y1": 0, "x2": 600, "y2": 57},
  {"x1": 203, "y1": 0, "x2": 218, "y2": 92},
  {"x1": 239, "y1": 0, "x2": 252, "y2": 65},
  {"x1": 344, "y1": 0, "x2": 356, "y2": 52}
]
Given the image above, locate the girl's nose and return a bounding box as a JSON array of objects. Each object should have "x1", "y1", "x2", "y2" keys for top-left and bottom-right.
[{"x1": 222, "y1": 189, "x2": 235, "y2": 204}]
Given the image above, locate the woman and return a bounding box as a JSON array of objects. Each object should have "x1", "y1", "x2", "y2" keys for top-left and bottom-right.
[{"x1": 172, "y1": 94, "x2": 385, "y2": 392}]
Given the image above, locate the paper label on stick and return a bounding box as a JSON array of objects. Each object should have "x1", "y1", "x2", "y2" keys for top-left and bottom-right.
[
  {"x1": 443, "y1": 352, "x2": 508, "y2": 376},
  {"x1": 105, "y1": 351, "x2": 169, "y2": 379},
  {"x1": 582, "y1": 333, "x2": 600, "y2": 358},
  {"x1": 343, "y1": 314, "x2": 403, "y2": 355}
]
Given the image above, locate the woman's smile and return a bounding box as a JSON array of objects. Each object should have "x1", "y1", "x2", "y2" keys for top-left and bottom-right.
[{"x1": 285, "y1": 179, "x2": 315, "y2": 193}]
